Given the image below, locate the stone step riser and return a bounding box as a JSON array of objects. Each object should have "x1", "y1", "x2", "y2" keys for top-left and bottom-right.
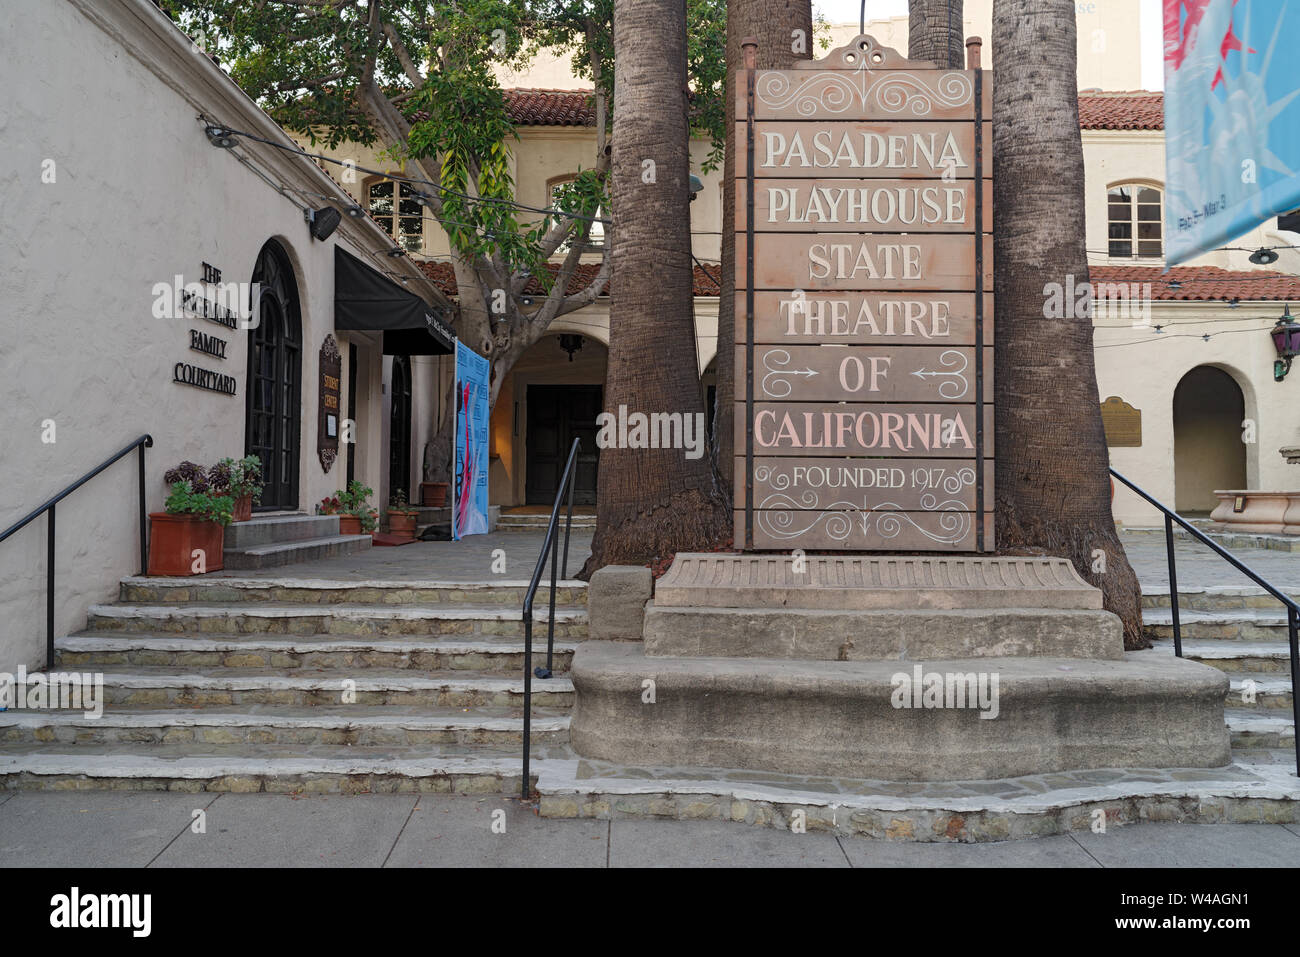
[
  {"x1": 57, "y1": 648, "x2": 573, "y2": 673},
  {"x1": 1187, "y1": 655, "x2": 1292, "y2": 674},
  {"x1": 1, "y1": 723, "x2": 567, "y2": 749},
  {"x1": 224, "y1": 515, "x2": 340, "y2": 548},
  {"x1": 119, "y1": 583, "x2": 587, "y2": 607},
  {"x1": 1143, "y1": 595, "x2": 1295, "y2": 612},
  {"x1": 86, "y1": 614, "x2": 587, "y2": 640},
  {"x1": 1228, "y1": 691, "x2": 1293, "y2": 710},
  {"x1": 1232, "y1": 729, "x2": 1296, "y2": 749},
  {"x1": 0, "y1": 771, "x2": 522, "y2": 795},
  {"x1": 223, "y1": 537, "x2": 371, "y2": 571},
  {"x1": 95, "y1": 686, "x2": 574, "y2": 710},
  {"x1": 1147, "y1": 623, "x2": 1291, "y2": 642}
]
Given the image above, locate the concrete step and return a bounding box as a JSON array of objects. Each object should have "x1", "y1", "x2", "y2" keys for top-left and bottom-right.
[
  {"x1": 0, "y1": 705, "x2": 569, "y2": 748},
  {"x1": 498, "y1": 514, "x2": 597, "y2": 530},
  {"x1": 1122, "y1": 525, "x2": 1300, "y2": 552},
  {"x1": 119, "y1": 576, "x2": 587, "y2": 607},
  {"x1": 1144, "y1": 606, "x2": 1293, "y2": 641},
  {"x1": 1141, "y1": 584, "x2": 1300, "y2": 612},
  {"x1": 1226, "y1": 709, "x2": 1295, "y2": 749},
  {"x1": 74, "y1": 665, "x2": 575, "y2": 710},
  {"x1": 85, "y1": 602, "x2": 589, "y2": 639},
  {"x1": 1151, "y1": 638, "x2": 1296, "y2": 673},
  {"x1": 0, "y1": 745, "x2": 535, "y2": 794},
  {"x1": 222, "y1": 534, "x2": 372, "y2": 570},
  {"x1": 56, "y1": 634, "x2": 579, "y2": 673},
  {"x1": 224, "y1": 514, "x2": 340, "y2": 548},
  {"x1": 1225, "y1": 673, "x2": 1293, "y2": 710}
]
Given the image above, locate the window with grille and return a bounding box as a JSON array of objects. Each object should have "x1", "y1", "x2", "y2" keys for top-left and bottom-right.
[
  {"x1": 1108, "y1": 184, "x2": 1163, "y2": 259},
  {"x1": 367, "y1": 178, "x2": 424, "y2": 252}
]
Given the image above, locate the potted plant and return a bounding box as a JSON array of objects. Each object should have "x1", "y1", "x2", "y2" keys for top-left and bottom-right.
[
  {"x1": 419, "y1": 480, "x2": 449, "y2": 508},
  {"x1": 149, "y1": 461, "x2": 234, "y2": 576},
  {"x1": 387, "y1": 491, "x2": 420, "y2": 541},
  {"x1": 330, "y1": 480, "x2": 376, "y2": 536},
  {"x1": 210, "y1": 455, "x2": 263, "y2": 522}
]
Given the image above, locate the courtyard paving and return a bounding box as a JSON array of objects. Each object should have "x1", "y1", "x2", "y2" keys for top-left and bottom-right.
[{"x1": 2, "y1": 790, "x2": 1297, "y2": 867}]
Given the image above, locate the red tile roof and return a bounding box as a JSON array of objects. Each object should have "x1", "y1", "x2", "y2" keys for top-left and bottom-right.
[
  {"x1": 501, "y1": 88, "x2": 1166, "y2": 131},
  {"x1": 1092, "y1": 265, "x2": 1300, "y2": 302},
  {"x1": 503, "y1": 88, "x2": 596, "y2": 126},
  {"x1": 1077, "y1": 91, "x2": 1164, "y2": 130}
]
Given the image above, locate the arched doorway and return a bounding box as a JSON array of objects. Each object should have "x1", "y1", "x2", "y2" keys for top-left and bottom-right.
[
  {"x1": 1173, "y1": 365, "x2": 1247, "y2": 514},
  {"x1": 246, "y1": 240, "x2": 303, "y2": 511},
  {"x1": 388, "y1": 354, "x2": 413, "y2": 504}
]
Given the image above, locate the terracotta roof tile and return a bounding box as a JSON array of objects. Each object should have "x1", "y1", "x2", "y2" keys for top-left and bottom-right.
[
  {"x1": 503, "y1": 88, "x2": 596, "y2": 126},
  {"x1": 1092, "y1": 265, "x2": 1300, "y2": 302},
  {"x1": 1077, "y1": 91, "x2": 1164, "y2": 130}
]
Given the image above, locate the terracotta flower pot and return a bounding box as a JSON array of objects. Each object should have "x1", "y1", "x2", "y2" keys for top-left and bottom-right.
[
  {"x1": 147, "y1": 512, "x2": 225, "y2": 576},
  {"x1": 420, "y1": 482, "x2": 449, "y2": 508},
  {"x1": 389, "y1": 512, "x2": 418, "y2": 540},
  {"x1": 338, "y1": 514, "x2": 362, "y2": 536},
  {"x1": 232, "y1": 493, "x2": 253, "y2": 523}
]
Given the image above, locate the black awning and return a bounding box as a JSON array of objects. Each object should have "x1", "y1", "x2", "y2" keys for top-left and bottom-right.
[{"x1": 334, "y1": 247, "x2": 456, "y2": 355}]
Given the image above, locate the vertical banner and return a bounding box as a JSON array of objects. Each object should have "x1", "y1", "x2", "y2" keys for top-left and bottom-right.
[
  {"x1": 453, "y1": 340, "x2": 490, "y2": 539},
  {"x1": 1164, "y1": 0, "x2": 1300, "y2": 264},
  {"x1": 733, "y1": 34, "x2": 994, "y2": 552}
]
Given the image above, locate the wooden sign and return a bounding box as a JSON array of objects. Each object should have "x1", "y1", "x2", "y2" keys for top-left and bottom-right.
[
  {"x1": 736, "y1": 34, "x2": 993, "y2": 552},
  {"x1": 318, "y1": 334, "x2": 342, "y2": 472}
]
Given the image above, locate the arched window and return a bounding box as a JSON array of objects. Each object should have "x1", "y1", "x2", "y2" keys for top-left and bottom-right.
[
  {"x1": 1108, "y1": 183, "x2": 1163, "y2": 259},
  {"x1": 366, "y1": 176, "x2": 424, "y2": 252}
]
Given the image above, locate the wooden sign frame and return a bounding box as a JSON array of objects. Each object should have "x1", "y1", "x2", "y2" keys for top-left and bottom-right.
[{"x1": 739, "y1": 34, "x2": 991, "y2": 552}]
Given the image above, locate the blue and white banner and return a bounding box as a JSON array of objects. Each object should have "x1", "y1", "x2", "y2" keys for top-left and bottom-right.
[
  {"x1": 1164, "y1": 0, "x2": 1300, "y2": 264},
  {"x1": 453, "y1": 340, "x2": 490, "y2": 539}
]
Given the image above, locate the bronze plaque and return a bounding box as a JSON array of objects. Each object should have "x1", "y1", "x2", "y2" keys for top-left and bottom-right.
[
  {"x1": 1099, "y1": 396, "x2": 1141, "y2": 447},
  {"x1": 318, "y1": 334, "x2": 342, "y2": 472},
  {"x1": 737, "y1": 121, "x2": 992, "y2": 179},
  {"x1": 738, "y1": 344, "x2": 994, "y2": 403},
  {"x1": 741, "y1": 291, "x2": 995, "y2": 346},
  {"x1": 738, "y1": 178, "x2": 992, "y2": 232},
  {"x1": 735, "y1": 34, "x2": 993, "y2": 552}
]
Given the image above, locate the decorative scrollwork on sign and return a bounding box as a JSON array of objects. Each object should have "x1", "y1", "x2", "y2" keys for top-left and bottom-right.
[
  {"x1": 911, "y1": 350, "x2": 970, "y2": 400},
  {"x1": 871, "y1": 72, "x2": 973, "y2": 115},
  {"x1": 757, "y1": 71, "x2": 866, "y2": 116},
  {"x1": 862, "y1": 500, "x2": 972, "y2": 544}
]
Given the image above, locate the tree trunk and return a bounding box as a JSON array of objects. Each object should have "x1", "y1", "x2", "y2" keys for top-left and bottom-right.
[
  {"x1": 908, "y1": 0, "x2": 965, "y2": 68},
  {"x1": 992, "y1": 0, "x2": 1145, "y2": 648},
  {"x1": 582, "y1": 0, "x2": 730, "y2": 573},
  {"x1": 716, "y1": 0, "x2": 814, "y2": 497}
]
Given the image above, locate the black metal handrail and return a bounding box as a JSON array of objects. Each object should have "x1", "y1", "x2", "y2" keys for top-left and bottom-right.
[
  {"x1": 520, "y1": 437, "x2": 581, "y2": 799},
  {"x1": 0, "y1": 435, "x2": 153, "y2": 670},
  {"x1": 1111, "y1": 467, "x2": 1300, "y2": 776}
]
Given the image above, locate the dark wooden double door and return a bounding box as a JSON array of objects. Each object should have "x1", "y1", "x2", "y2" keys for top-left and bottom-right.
[{"x1": 526, "y1": 385, "x2": 600, "y2": 505}]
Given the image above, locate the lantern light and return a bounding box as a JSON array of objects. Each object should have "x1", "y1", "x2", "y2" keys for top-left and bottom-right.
[{"x1": 1271, "y1": 304, "x2": 1300, "y2": 381}]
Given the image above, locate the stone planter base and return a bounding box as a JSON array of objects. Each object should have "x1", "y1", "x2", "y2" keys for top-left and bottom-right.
[{"x1": 1208, "y1": 490, "x2": 1300, "y2": 534}]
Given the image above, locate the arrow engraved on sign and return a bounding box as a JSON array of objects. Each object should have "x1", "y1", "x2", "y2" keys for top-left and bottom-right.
[
  {"x1": 909, "y1": 349, "x2": 969, "y2": 399},
  {"x1": 761, "y1": 349, "x2": 819, "y2": 399}
]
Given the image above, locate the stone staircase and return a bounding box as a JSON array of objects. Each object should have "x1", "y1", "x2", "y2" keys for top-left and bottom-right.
[
  {"x1": 223, "y1": 514, "x2": 371, "y2": 569},
  {"x1": 0, "y1": 575, "x2": 586, "y2": 793},
  {"x1": 1142, "y1": 584, "x2": 1297, "y2": 756},
  {"x1": 498, "y1": 511, "x2": 597, "y2": 531}
]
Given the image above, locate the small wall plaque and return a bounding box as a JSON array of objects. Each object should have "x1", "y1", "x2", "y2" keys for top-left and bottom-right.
[
  {"x1": 319, "y1": 334, "x2": 342, "y2": 472},
  {"x1": 1100, "y1": 396, "x2": 1142, "y2": 447}
]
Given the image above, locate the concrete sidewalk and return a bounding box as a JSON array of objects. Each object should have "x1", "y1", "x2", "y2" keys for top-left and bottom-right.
[{"x1": 2, "y1": 791, "x2": 1298, "y2": 867}]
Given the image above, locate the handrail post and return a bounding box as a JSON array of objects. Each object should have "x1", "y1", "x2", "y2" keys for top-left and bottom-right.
[
  {"x1": 1165, "y1": 514, "x2": 1182, "y2": 658},
  {"x1": 1289, "y1": 607, "x2": 1300, "y2": 779},
  {"x1": 522, "y1": 613, "x2": 532, "y2": 799},
  {"x1": 46, "y1": 505, "x2": 55, "y2": 672},
  {"x1": 138, "y1": 439, "x2": 149, "y2": 575}
]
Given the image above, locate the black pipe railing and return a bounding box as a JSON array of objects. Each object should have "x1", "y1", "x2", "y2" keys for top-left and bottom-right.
[
  {"x1": 520, "y1": 437, "x2": 582, "y2": 799},
  {"x1": 0, "y1": 435, "x2": 153, "y2": 670},
  {"x1": 1111, "y1": 467, "x2": 1300, "y2": 776}
]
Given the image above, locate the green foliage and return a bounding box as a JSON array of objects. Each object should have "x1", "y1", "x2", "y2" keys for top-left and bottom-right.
[
  {"x1": 211, "y1": 455, "x2": 263, "y2": 503},
  {"x1": 336, "y1": 480, "x2": 374, "y2": 517},
  {"x1": 164, "y1": 481, "x2": 235, "y2": 527}
]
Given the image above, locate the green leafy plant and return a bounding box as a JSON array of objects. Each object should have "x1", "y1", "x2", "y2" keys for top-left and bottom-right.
[
  {"x1": 211, "y1": 455, "x2": 264, "y2": 503},
  {"x1": 164, "y1": 480, "x2": 235, "y2": 527},
  {"x1": 388, "y1": 490, "x2": 419, "y2": 515},
  {"x1": 335, "y1": 481, "x2": 374, "y2": 517}
]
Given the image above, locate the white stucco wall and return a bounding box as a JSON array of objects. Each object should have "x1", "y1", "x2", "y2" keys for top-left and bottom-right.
[{"x1": 0, "y1": 0, "x2": 440, "y2": 671}]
